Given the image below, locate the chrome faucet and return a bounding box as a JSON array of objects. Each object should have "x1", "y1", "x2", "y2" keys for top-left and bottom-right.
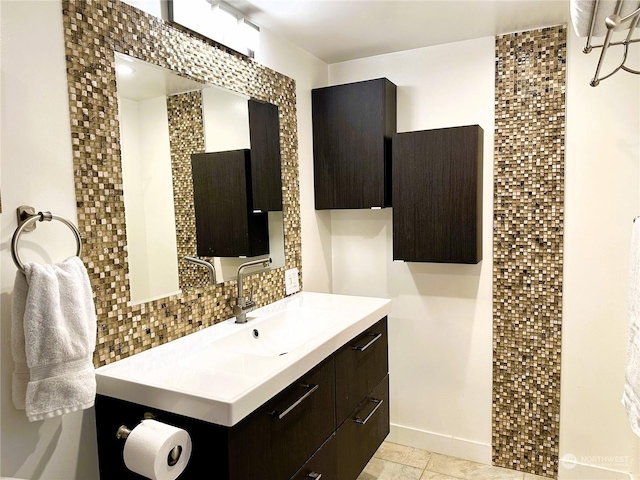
[
  {"x1": 184, "y1": 256, "x2": 217, "y2": 285},
  {"x1": 234, "y1": 258, "x2": 272, "y2": 324}
]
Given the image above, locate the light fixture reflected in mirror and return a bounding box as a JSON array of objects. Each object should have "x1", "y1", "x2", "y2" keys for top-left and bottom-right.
[
  {"x1": 116, "y1": 64, "x2": 135, "y2": 76},
  {"x1": 116, "y1": 54, "x2": 136, "y2": 76}
]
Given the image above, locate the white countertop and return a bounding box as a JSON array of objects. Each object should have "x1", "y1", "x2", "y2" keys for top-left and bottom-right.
[{"x1": 95, "y1": 292, "x2": 391, "y2": 426}]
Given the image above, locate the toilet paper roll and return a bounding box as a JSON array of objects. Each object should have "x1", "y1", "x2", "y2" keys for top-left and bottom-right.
[{"x1": 123, "y1": 419, "x2": 192, "y2": 480}]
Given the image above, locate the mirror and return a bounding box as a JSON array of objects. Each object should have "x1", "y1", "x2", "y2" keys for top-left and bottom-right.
[
  {"x1": 115, "y1": 53, "x2": 285, "y2": 304},
  {"x1": 62, "y1": 0, "x2": 300, "y2": 365}
]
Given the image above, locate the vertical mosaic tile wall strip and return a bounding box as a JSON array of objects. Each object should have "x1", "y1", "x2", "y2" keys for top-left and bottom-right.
[
  {"x1": 62, "y1": 0, "x2": 300, "y2": 366},
  {"x1": 166, "y1": 91, "x2": 209, "y2": 291},
  {"x1": 493, "y1": 26, "x2": 566, "y2": 478}
]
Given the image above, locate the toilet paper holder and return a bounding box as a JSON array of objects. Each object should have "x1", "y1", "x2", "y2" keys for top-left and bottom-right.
[
  {"x1": 116, "y1": 412, "x2": 184, "y2": 467},
  {"x1": 116, "y1": 412, "x2": 156, "y2": 440}
]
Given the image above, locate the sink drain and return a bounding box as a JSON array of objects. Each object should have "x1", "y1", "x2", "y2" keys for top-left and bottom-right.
[{"x1": 253, "y1": 329, "x2": 259, "y2": 339}]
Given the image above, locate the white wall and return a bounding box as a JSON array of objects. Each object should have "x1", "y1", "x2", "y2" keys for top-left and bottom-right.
[
  {"x1": 327, "y1": 37, "x2": 496, "y2": 462},
  {"x1": 120, "y1": 95, "x2": 181, "y2": 304},
  {"x1": 256, "y1": 29, "x2": 332, "y2": 293},
  {"x1": 137, "y1": 97, "x2": 181, "y2": 301},
  {"x1": 120, "y1": 97, "x2": 152, "y2": 301},
  {"x1": 0, "y1": 1, "x2": 327, "y2": 478},
  {"x1": 202, "y1": 86, "x2": 250, "y2": 152},
  {"x1": 560, "y1": 28, "x2": 640, "y2": 479},
  {"x1": 326, "y1": 27, "x2": 640, "y2": 479},
  {"x1": 0, "y1": 2, "x2": 100, "y2": 478}
]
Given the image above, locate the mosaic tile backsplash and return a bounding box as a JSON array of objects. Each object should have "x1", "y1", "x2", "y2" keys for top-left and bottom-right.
[
  {"x1": 62, "y1": 0, "x2": 301, "y2": 366},
  {"x1": 493, "y1": 26, "x2": 566, "y2": 478}
]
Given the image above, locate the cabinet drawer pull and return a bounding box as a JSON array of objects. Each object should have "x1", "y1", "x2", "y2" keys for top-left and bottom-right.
[
  {"x1": 307, "y1": 473, "x2": 322, "y2": 479},
  {"x1": 354, "y1": 398, "x2": 384, "y2": 425},
  {"x1": 270, "y1": 383, "x2": 319, "y2": 419},
  {"x1": 351, "y1": 332, "x2": 382, "y2": 352}
]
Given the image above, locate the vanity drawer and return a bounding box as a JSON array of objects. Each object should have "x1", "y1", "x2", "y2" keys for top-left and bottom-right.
[
  {"x1": 336, "y1": 375, "x2": 390, "y2": 480},
  {"x1": 335, "y1": 317, "x2": 388, "y2": 426},
  {"x1": 228, "y1": 356, "x2": 336, "y2": 480},
  {"x1": 290, "y1": 433, "x2": 338, "y2": 480}
]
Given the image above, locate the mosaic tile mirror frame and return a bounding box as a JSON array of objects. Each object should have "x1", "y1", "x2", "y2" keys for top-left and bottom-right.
[{"x1": 62, "y1": 0, "x2": 301, "y2": 367}]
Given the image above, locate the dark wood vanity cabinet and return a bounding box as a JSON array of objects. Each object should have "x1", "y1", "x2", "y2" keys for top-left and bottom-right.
[
  {"x1": 335, "y1": 318, "x2": 388, "y2": 426},
  {"x1": 337, "y1": 375, "x2": 390, "y2": 480},
  {"x1": 191, "y1": 150, "x2": 269, "y2": 258},
  {"x1": 291, "y1": 434, "x2": 339, "y2": 480},
  {"x1": 335, "y1": 318, "x2": 389, "y2": 480},
  {"x1": 392, "y1": 125, "x2": 484, "y2": 264},
  {"x1": 228, "y1": 356, "x2": 336, "y2": 480},
  {"x1": 95, "y1": 317, "x2": 390, "y2": 480},
  {"x1": 248, "y1": 99, "x2": 282, "y2": 213},
  {"x1": 312, "y1": 78, "x2": 397, "y2": 210}
]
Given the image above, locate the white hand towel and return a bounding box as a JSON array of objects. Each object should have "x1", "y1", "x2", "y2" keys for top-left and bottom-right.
[
  {"x1": 11, "y1": 256, "x2": 97, "y2": 422},
  {"x1": 623, "y1": 219, "x2": 640, "y2": 437},
  {"x1": 11, "y1": 271, "x2": 29, "y2": 410}
]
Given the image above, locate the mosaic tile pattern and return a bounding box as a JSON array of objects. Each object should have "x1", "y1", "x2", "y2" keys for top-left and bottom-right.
[
  {"x1": 493, "y1": 26, "x2": 566, "y2": 478},
  {"x1": 166, "y1": 91, "x2": 209, "y2": 291},
  {"x1": 62, "y1": 0, "x2": 301, "y2": 366}
]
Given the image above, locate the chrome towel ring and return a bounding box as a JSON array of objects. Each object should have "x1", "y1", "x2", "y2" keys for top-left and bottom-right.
[{"x1": 11, "y1": 206, "x2": 82, "y2": 273}]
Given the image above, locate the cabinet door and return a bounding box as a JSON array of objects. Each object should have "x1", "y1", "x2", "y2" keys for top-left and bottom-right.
[
  {"x1": 393, "y1": 125, "x2": 483, "y2": 263},
  {"x1": 336, "y1": 375, "x2": 390, "y2": 480},
  {"x1": 228, "y1": 356, "x2": 336, "y2": 480},
  {"x1": 248, "y1": 99, "x2": 282, "y2": 212},
  {"x1": 335, "y1": 317, "x2": 388, "y2": 427},
  {"x1": 191, "y1": 150, "x2": 269, "y2": 257},
  {"x1": 312, "y1": 78, "x2": 396, "y2": 210},
  {"x1": 290, "y1": 434, "x2": 338, "y2": 480}
]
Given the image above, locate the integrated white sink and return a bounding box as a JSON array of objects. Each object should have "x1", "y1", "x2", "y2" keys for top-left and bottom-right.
[
  {"x1": 219, "y1": 308, "x2": 343, "y2": 357},
  {"x1": 95, "y1": 292, "x2": 391, "y2": 426}
]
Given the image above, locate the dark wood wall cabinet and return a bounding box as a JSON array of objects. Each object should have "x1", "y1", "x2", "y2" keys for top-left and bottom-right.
[
  {"x1": 312, "y1": 78, "x2": 397, "y2": 210},
  {"x1": 310, "y1": 78, "x2": 483, "y2": 263},
  {"x1": 392, "y1": 125, "x2": 484, "y2": 264},
  {"x1": 248, "y1": 99, "x2": 282, "y2": 212},
  {"x1": 95, "y1": 317, "x2": 390, "y2": 480},
  {"x1": 191, "y1": 150, "x2": 269, "y2": 258}
]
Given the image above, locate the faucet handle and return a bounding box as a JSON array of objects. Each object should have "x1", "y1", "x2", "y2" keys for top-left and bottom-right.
[{"x1": 249, "y1": 285, "x2": 255, "y2": 302}]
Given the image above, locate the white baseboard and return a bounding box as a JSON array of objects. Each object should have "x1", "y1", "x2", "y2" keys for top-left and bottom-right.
[
  {"x1": 388, "y1": 424, "x2": 639, "y2": 480},
  {"x1": 559, "y1": 461, "x2": 637, "y2": 480},
  {"x1": 387, "y1": 423, "x2": 492, "y2": 465}
]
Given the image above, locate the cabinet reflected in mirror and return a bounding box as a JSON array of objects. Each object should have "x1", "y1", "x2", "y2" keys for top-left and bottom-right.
[{"x1": 116, "y1": 53, "x2": 284, "y2": 304}]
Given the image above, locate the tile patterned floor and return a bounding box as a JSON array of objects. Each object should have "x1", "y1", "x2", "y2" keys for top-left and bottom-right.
[{"x1": 357, "y1": 442, "x2": 551, "y2": 480}]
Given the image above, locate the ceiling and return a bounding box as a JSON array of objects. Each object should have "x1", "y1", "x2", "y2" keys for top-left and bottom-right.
[{"x1": 226, "y1": 0, "x2": 572, "y2": 64}]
